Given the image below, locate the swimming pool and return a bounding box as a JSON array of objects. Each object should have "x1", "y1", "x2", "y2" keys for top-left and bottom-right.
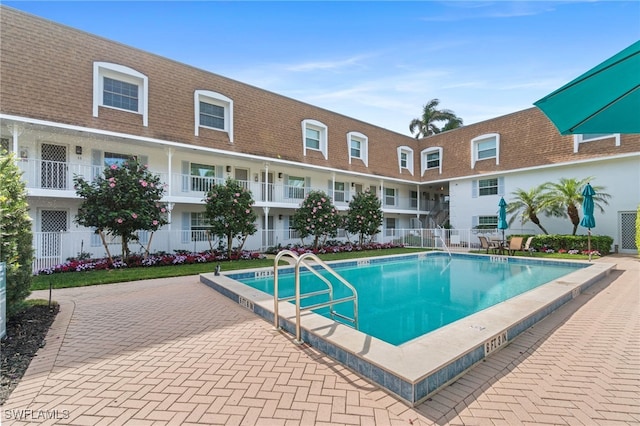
[
  {"x1": 235, "y1": 255, "x2": 584, "y2": 345},
  {"x1": 200, "y1": 252, "x2": 614, "y2": 406}
]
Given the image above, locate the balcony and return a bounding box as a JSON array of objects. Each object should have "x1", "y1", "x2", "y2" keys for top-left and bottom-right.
[{"x1": 17, "y1": 158, "x2": 444, "y2": 214}]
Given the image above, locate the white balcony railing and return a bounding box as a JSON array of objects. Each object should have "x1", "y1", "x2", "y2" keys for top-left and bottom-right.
[{"x1": 17, "y1": 159, "x2": 446, "y2": 214}]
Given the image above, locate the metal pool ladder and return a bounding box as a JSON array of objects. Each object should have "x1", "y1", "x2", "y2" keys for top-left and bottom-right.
[{"x1": 273, "y1": 250, "x2": 359, "y2": 344}]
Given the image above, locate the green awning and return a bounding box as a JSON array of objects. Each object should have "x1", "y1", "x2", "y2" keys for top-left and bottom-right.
[{"x1": 534, "y1": 40, "x2": 640, "y2": 135}]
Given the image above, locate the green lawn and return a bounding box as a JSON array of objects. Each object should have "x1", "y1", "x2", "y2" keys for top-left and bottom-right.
[{"x1": 31, "y1": 247, "x2": 430, "y2": 290}]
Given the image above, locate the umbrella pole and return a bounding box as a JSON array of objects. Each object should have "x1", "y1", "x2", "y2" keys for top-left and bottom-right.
[{"x1": 588, "y1": 229, "x2": 592, "y2": 262}]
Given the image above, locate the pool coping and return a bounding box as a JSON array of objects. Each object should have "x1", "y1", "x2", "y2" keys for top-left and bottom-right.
[{"x1": 200, "y1": 252, "x2": 615, "y2": 406}]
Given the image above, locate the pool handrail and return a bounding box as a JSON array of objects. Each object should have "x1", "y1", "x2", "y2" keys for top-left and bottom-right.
[{"x1": 272, "y1": 250, "x2": 359, "y2": 344}]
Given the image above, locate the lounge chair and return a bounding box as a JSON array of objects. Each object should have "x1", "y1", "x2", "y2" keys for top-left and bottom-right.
[
  {"x1": 523, "y1": 236, "x2": 535, "y2": 255},
  {"x1": 478, "y1": 236, "x2": 500, "y2": 254},
  {"x1": 507, "y1": 236, "x2": 524, "y2": 255}
]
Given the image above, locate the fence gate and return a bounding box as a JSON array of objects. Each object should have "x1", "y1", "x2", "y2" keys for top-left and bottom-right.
[
  {"x1": 619, "y1": 211, "x2": 637, "y2": 254},
  {"x1": 41, "y1": 143, "x2": 67, "y2": 189},
  {"x1": 40, "y1": 210, "x2": 68, "y2": 265}
]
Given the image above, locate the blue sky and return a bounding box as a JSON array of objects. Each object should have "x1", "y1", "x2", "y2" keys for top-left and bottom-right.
[{"x1": 4, "y1": 1, "x2": 639, "y2": 136}]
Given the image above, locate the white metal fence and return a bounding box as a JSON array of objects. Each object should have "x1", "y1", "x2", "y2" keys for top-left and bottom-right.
[{"x1": 31, "y1": 228, "x2": 518, "y2": 274}]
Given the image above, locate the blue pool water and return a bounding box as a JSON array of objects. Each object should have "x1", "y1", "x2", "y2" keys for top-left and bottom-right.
[{"x1": 236, "y1": 255, "x2": 585, "y2": 345}]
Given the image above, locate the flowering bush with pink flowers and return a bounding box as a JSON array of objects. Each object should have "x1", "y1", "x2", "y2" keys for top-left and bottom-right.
[
  {"x1": 37, "y1": 250, "x2": 265, "y2": 275},
  {"x1": 74, "y1": 158, "x2": 168, "y2": 263}
]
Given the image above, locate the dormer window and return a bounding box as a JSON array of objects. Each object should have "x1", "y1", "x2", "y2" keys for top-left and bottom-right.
[
  {"x1": 421, "y1": 147, "x2": 442, "y2": 175},
  {"x1": 397, "y1": 146, "x2": 414, "y2": 175},
  {"x1": 302, "y1": 119, "x2": 328, "y2": 160},
  {"x1": 93, "y1": 62, "x2": 148, "y2": 126},
  {"x1": 471, "y1": 133, "x2": 500, "y2": 168},
  {"x1": 347, "y1": 131, "x2": 369, "y2": 166},
  {"x1": 195, "y1": 90, "x2": 234, "y2": 142},
  {"x1": 573, "y1": 133, "x2": 620, "y2": 153}
]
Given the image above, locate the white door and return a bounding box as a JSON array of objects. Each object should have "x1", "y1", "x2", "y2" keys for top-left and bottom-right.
[{"x1": 41, "y1": 143, "x2": 67, "y2": 189}]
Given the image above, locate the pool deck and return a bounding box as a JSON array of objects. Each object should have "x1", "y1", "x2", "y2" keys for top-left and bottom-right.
[{"x1": 3, "y1": 254, "x2": 639, "y2": 425}]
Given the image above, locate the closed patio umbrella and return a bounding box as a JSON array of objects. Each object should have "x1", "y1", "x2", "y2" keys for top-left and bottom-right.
[
  {"x1": 534, "y1": 40, "x2": 640, "y2": 135},
  {"x1": 579, "y1": 183, "x2": 596, "y2": 262},
  {"x1": 498, "y1": 197, "x2": 509, "y2": 250}
]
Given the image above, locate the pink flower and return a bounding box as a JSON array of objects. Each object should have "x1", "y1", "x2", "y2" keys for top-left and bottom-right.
[
  {"x1": 161, "y1": 208, "x2": 166, "y2": 213},
  {"x1": 109, "y1": 183, "x2": 115, "y2": 188},
  {"x1": 152, "y1": 220, "x2": 158, "y2": 226},
  {"x1": 235, "y1": 193, "x2": 240, "y2": 197},
  {"x1": 245, "y1": 209, "x2": 250, "y2": 214},
  {"x1": 131, "y1": 213, "x2": 137, "y2": 219},
  {"x1": 110, "y1": 164, "x2": 117, "y2": 170},
  {"x1": 108, "y1": 177, "x2": 115, "y2": 182},
  {"x1": 140, "y1": 180, "x2": 148, "y2": 187},
  {"x1": 117, "y1": 218, "x2": 123, "y2": 224}
]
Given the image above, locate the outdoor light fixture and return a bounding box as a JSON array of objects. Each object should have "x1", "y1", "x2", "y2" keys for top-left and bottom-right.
[
  {"x1": 278, "y1": 172, "x2": 283, "y2": 179},
  {"x1": 279, "y1": 214, "x2": 283, "y2": 220},
  {"x1": 226, "y1": 166, "x2": 232, "y2": 172},
  {"x1": 254, "y1": 174, "x2": 259, "y2": 182}
]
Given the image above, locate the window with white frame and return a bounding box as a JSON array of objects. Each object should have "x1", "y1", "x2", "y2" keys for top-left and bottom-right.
[
  {"x1": 421, "y1": 147, "x2": 442, "y2": 175},
  {"x1": 477, "y1": 215, "x2": 498, "y2": 229},
  {"x1": 287, "y1": 176, "x2": 306, "y2": 199},
  {"x1": 573, "y1": 133, "x2": 620, "y2": 153},
  {"x1": 104, "y1": 152, "x2": 132, "y2": 167},
  {"x1": 194, "y1": 90, "x2": 234, "y2": 142},
  {"x1": 190, "y1": 163, "x2": 216, "y2": 192},
  {"x1": 397, "y1": 146, "x2": 414, "y2": 175},
  {"x1": 384, "y1": 187, "x2": 396, "y2": 206},
  {"x1": 302, "y1": 119, "x2": 328, "y2": 159},
  {"x1": 385, "y1": 217, "x2": 396, "y2": 236},
  {"x1": 478, "y1": 178, "x2": 499, "y2": 196},
  {"x1": 471, "y1": 133, "x2": 500, "y2": 168},
  {"x1": 191, "y1": 212, "x2": 211, "y2": 241},
  {"x1": 93, "y1": 62, "x2": 148, "y2": 126},
  {"x1": 347, "y1": 131, "x2": 368, "y2": 166}
]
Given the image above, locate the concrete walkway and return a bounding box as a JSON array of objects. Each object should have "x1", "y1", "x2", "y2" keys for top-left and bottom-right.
[{"x1": 2, "y1": 255, "x2": 638, "y2": 425}]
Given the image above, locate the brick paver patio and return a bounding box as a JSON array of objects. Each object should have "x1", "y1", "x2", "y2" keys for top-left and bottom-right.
[{"x1": 2, "y1": 255, "x2": 638, "y2": 425}]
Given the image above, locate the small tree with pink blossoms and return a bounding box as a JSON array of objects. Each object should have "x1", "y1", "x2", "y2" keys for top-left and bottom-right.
[
  {"x1": 292, "y1": 190, "x2": 341, "y2": 249},
  {"x1": 203, "y1": 178, "x2": 258, "y2": 259},
  {"x1": 345, "y1": 190, "x2": 383, "y2": 246},
  {"x1": 74, "y1": 158, "x2": 168, "y2": 263}
]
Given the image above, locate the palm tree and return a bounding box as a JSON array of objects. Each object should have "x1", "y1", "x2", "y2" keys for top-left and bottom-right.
[
  {"x1": 541, "y1": 177, "x2": 611, "y2": 235},
  {"x1": 506, "y1": 185, "x2": 550, "y2": 234},
  {"x1": 409, "y1": 99, "x2": 463, "y2": 139}
]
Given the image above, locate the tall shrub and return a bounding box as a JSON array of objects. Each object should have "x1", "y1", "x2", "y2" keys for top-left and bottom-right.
[
  {"x1": 0, "y1": 151, "x2": 33, "y2": 315},
  {"x1": 345, "y1": 190, "x2": 383, "y2": 246},
  {"x1": 74, "y1": 158, "x2": 168, "y2": 262},
  {"x1": 203, "y1": 178, "x2": 258, "y2": 258},
  {"x1": 292, "y1": 190, "x2": 341, "y2": 249}
]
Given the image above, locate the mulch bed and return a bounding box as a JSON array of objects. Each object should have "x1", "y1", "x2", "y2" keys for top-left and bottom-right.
[{"x1": 0, "y1": 304, "x2": 59, "y2": 405}]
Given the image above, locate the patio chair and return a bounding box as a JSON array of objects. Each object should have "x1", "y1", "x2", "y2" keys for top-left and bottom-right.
[
  {"x1": 523, "y1": 236, "x2": 535, "y2": 255},
  {"x1": 507, "y1": 236, "x2": 524, "y2": 256},
  {"x1": 478, "y1": 236, "x2": 500, "y2": 254}
]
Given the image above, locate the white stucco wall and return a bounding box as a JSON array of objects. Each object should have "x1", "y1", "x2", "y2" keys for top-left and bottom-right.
[{"x1": 449, "y1": 155, "x2": 640, "y2": 249}]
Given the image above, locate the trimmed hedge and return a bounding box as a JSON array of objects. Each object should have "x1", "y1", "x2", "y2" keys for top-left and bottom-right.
[{"x1": 511, "y1": 234, "x2": 613, "y2": 255}]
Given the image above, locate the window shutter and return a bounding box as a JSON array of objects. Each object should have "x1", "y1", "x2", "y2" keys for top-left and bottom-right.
[
  {"x1": 472, "y1": 180, "x2": 478, "y2": 198},
  {"x1": 91, "y1": 149, "x2": 102, "y2": 179},
  {"x1": 328, "y1": 180, "x2": 333, "y2": 199},
  {"x1": 283, "y1": 174, "x2": 289, "y2": 199},
  {"x1": 182, "y1": 212, "x2": 190, "y2": 243},
  {"x1": 216, "y1": 166, "x2": 224, "y2": 184},
  {"x1": 181, "y1": 161, "x2": 189, "y2": 192},
  {"x1": 498, "y1": 177, "x2": 505, "y2": 196}
]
